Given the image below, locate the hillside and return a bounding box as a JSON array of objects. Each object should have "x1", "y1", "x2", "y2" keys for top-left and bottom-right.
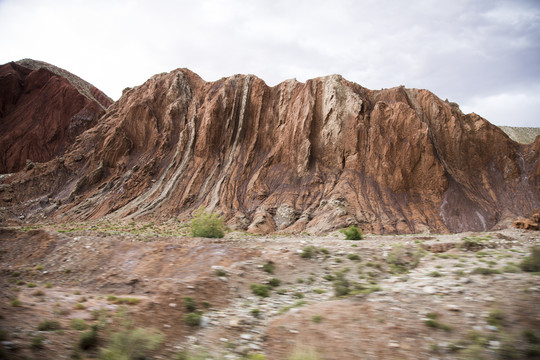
[
  {"x1": 1, "y1": 69, "x2": 538, "y2": 234},
  {"x1": 499, "y1": 126, "x2": 540, "y2": 144},
  {"x1": 0, "y1": 60, "x2": 112, "y2": 173}
]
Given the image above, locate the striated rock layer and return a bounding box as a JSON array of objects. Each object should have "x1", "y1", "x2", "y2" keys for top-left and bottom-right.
[
  {"x1": 0, "y1": 59, "x2": 112, "y2": 173},
  {"x1": 1, "y1": 69, "x2": 539, "y2": 234}
]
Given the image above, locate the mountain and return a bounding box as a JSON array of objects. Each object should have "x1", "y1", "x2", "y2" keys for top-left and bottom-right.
[
  {"x1": 1, "y1": 68, "x2": 538, "y2": 234},
  {"x1": 499, "y1": 126, "x2": 540, "y2": 144},
  {"x1": 0, "y1": 59, "x2": 112, "y2": 173}
]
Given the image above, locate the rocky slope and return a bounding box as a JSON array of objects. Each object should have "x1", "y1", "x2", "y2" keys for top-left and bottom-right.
[
  {"x1": 1, "y1": 69, "x2": 539, "y2": 234},
  {"x1": 0, "y1": 224, "x2": 539, "y2": 360},
  {"x1": 0, "y1": 59, "x2": 112, "y2": 173},
  {"x1": 499, "y1": 126, "x2": 540, "y2": 144}
]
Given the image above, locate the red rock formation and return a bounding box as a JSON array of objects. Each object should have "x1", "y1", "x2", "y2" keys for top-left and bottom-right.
[
  {"x1": 0, "y1": 60, "x2": 112, "y2": 173},
  {"x1": 1, "y1": 69, "x2": 538, "y2": 234}
]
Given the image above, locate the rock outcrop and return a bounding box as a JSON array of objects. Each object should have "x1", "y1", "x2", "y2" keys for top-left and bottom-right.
[
  {"x1": 1, "y1": 68, "x2": 539, "y2": 234},
  {"x1": 0, "y1": 59, "x2": 112, "y2": 173}
]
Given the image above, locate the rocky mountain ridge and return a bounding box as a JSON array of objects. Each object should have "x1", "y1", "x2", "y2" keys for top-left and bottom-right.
[
  {"x1": 0, "y1": 60, "x2": 112, "y2": 173},
  {"x1": 1, "y1": 66, "x2": 539, "y2": 234}
]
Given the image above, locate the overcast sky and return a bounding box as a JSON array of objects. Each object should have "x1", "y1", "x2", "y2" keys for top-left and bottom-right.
[{"x1": 1, "y1": 0, "x2": 539, "y2": 127}]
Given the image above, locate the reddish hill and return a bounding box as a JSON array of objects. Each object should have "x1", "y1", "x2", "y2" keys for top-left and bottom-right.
[
  {"x1": 1, "y1": 69, "x2": 538, "y2": 234},
  {"x1": 0, "y1": 59, "x2": 112, "y2": 173}
]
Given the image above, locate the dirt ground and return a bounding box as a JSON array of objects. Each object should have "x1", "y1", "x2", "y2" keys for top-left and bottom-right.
[{"x1": 0, "y1": 221, "x2": 539, "y2": 360}]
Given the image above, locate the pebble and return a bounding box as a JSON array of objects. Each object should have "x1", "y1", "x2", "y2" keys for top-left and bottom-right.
[
  {"x1": 168, "y1": 303, "x2": 177, "y2": 308},
  {"x1": 423, "y1": 286, "x2": 437, "y2": 294},
  {"x1": 445, "y1": 304, "x2": 461, "y2": 311},
  {"x1": 489, "y1": 340, "x2": 500, "y2": 349},
  {"x1": 240, "y1": 334, "x2": 252, "y2": 340}
]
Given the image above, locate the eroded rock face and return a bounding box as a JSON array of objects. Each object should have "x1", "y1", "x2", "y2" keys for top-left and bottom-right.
[
  {"x1": 1, "y1": 69, "x2": 539, "y2": 234},
  {"x1": 0, "y1": 60, "x2": 112, "y2": 173}
]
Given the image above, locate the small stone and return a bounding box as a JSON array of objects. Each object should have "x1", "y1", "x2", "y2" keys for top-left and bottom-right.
[
  {"x1": 168, "y1": 303, "x2": 177, "y2": 308},
  {"x1": 240, "y1": 334, "x2": 252, "y2": 340},
  {"x1": 249, "y1": 343, "x2": 261, "y2": 350},
  {"x1": 489, "y1": 340, "x2": 500, "y2": 349},
  {"x1": 486, "y1": 325, "x2": 499, "y2": 331},
  {"x1": 445, "y1": 304, "x2": 461, "y2": 311},
  {"x1": 388, "y1": 342, "x2": 400, "y2": 348},
  {"x1": 200, "y1": 316, "x2": 211, "y2": 327},
  {"x1": 163, "y1": 324, "x2": 171, "y2": 328},
  {"x1": 423, "y1": 286, "x2": 437, "y2": 294},
  {"x1": 289, "y1": 329, "x2": 298, "y2": 334}
]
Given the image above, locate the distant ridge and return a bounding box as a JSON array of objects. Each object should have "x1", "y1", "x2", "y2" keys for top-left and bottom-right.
[
  {"x1": 16, "y1": 58, "x2": 112, "y2": 110},
  {"x1": 499, "y1": 126, "x2": 540, "y2": 144}
]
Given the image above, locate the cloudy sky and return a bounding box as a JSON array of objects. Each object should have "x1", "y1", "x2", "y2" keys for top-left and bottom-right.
[{"x1": 1, "y1": 0, "x2": 539, "y2": 127}]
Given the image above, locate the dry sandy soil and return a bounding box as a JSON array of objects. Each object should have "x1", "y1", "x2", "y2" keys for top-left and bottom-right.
[{"x1": 0, "y1": 221, "x2": 539, "y2": 360}]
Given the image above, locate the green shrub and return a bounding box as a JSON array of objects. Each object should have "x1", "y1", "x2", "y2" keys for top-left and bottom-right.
[
  {"x1": 386, "y1": 245, "x2": 423, "y2": 273},
  {"x1": 523, "y1": 329, "x2": 539, "y2": 344},
  {"x1": 37, "y1": 319, "x2": 61, "y2": 331},
  {"x1": 267, "y1": 278, "x2": 281, "y2": 287},
  {"x1": 311, "y1": 315, "x2": 323, "y2": 323},
  {"x1": 347, "y1": 253, "x2": 360, "y2": 261},
  {"x1": 183, "y1": 297, "x2": 197, "y2": 312},
  {"x1": 31, "y1": 335, "x2": 45, "y2": 349},
  {"x1": 189, "y1": 208, "x2": 225, "y2": 238},
  {"x1": 340, "y1": 226, "x2": 363, "y2": 240},
  {"x1": 333, "y1": 272, "x2": 350, "y2": 297},
  {"x1": 487, "y1": 308, "x2": 504, "y2": 327},
  {"x1": 79, "y1": 325, "x2": 99, "y2": 350},
  {"x1": 10, "y1": 299, "x2": 22, "y2": 307},
  {"x1": 250, "y1": 308, "x2": 261, "y2": 318},
  {"x1": 183, "y1": 312, "x2": 202, "y2": 326},
  {"x1": 300, "y1": 246, "x2": 317, "y2": 259},
  {"x1": 251, "y1": 284, "x2": 271, "y2": 297},
  {"x1": 520, "y1": 246, "x2": 540, "y2": 272},
  {"x1": 100, "y1": 327, "x2": 163, "y2": 359},
  {"x1": 70, "y1": 319, "x2": 88, "y2": 331},
  {"x1": 471, "y1": 267, "x2": 500, "y2": 275},
  {"x1": 215, "y1": 269, "x2": 227, "y2": 277},
  {"x1": 262, "y1": 261, "x2": 275, "y2": 274}
]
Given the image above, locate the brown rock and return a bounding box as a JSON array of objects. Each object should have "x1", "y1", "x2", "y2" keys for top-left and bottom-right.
[
  {"x1": 0, "y1": 59, "x2": 112, "y2": 173},
  {"x1": 513, "y1": 219, "x2": 539, "y2": 230},
  {"x1": 1, "y1": 69, "x2": 539, "y2": 234}
]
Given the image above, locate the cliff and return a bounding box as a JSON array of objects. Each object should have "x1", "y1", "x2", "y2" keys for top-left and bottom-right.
[{"x1": 1, "y1": 68, "x2": 538, "y2": 234}]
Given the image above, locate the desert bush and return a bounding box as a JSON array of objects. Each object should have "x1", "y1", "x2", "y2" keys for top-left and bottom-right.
[
  {"x1": 183, "y1": 297, "x2": 197, "y2": 312},
  {"x1": 31, "y1": 335, "x2": 45, "y2": 349},
  {"x1": 340, "y1": 226, "x2": 363, "y2": 240},
  {"x1": 470, "y1": 267, "x2": 500, "y2": 275},
  {"x1": 333, "y1": 271, "x2": 351, "y2": 297},
  {"x1": 251, "y1": 284, "x2": 271, "y2": 297},
  {"x1": 250, "y1": 308, "x2": 261, "y2": 318},
  {"x1": 311, "y1": 315, "x2": 323, "y2": 323},
  {"x1": 262, "y1": 261, "x2": 275, "y2": 273},
  {"x1": 386, "y1": 245, "x2": 423, "y2": 273},
  {"x1": 100, "y1": 326, "x2": 163, "y2": 360},
  {"x1": 79, "y1": 325, "x2": 99, "y2": 350},
  {"x1": 300, "y1": 246, "x2": 317, "y2": 259},
  {"x1": 70, "y1": 319, "x2": 88, "y2": 331},
  {"x1": 183, "y1": 312, "x2": 202, "y2": 327},
  {"x1": 520, "y1": 246, "x2": 540, "y2": 272},
  {"x1": 37, "y1": 319, "x2": 61, "y2": 331},
  {"x1": 487, "y1": 308, "x2": 504, "y2": 328},
  {"x1": 347, "y1": 253, "x2": 360, "y2": 261},
  {"x1": 267, "y1": 278, "x2": 281, "y2": 287},
  {"x1": 189, "y1": 208, "x2": 225, "y2": 238}
]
